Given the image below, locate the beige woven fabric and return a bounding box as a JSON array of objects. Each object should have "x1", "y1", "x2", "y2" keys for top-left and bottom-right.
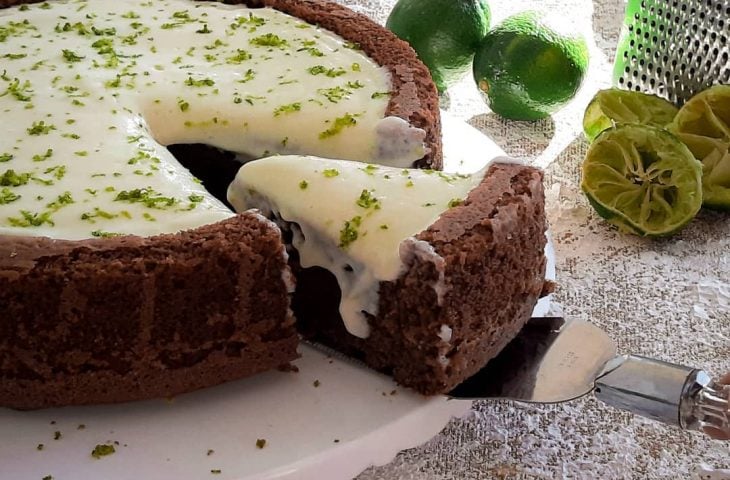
[{"x1": 336, "y1": 0, "x2": 730, "y2": 478}]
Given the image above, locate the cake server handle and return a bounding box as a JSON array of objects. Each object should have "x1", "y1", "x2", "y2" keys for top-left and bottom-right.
[{"x1": 594, "y1": 355, "x2": 730, "y2": 438}]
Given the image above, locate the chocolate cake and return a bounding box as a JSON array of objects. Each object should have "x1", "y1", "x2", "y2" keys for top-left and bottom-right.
[
  {"x1": 0, "y1": 0, "x2": 441, "y2": 408},
  {"x1": 0, "y1": 0, "x2": 549, "y2": 410}
]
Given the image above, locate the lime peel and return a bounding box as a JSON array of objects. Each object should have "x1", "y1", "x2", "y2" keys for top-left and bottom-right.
[
  {"x1": 669, "y1": 84, "x2": 730, "y2": 210},
  {"x1": 583, "y1": 88, "x2": 678, "y2": 142},
  {"x1": 581, "y1": 124, "x2": 703, "y2": 237}
]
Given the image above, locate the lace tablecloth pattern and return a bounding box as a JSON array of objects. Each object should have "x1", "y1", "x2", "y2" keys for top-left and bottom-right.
[{"x1": 335, "y1": 0, "x2": 730, "y2": 478}]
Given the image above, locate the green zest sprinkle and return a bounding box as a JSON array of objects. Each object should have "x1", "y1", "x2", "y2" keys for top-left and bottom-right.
[
  {"x1": 91, "y1": 444, "x2": 116, "y2": 459},
  {"x1": 250, "y1": 33, "x2": 288, "y2": 48},
  {"x1": 273, "y1": 102, "x2": 301, "y2": 116},
  {"x1": 178, "y1": 98, "x2": 190, "y2": 111},
  {"x1": 448, "y1": 198, "x2": 464, "y2": 208},
  {"x1": 188, "y1": 194, "x2": 204, "y2": 202},
  {"x1": 360, "y1": 164, "x2": 378, "y2": 175},
  {"x1": 351, "y1": 62, "x2": 361, "y2": 72},
  {"x1": 343, "y1": 41, "x2": 361, "y2": 50},
  {"x1": 317, "y1": 86, "x2": 350, "y2": 103},
  {"x1": 0, "y1": 187, "x2": 20, "y2": 205},
  {"x1": 226, "y1": 49, "x2": 251, "y2": 64},
  {"x1": 299, "y1": 180, "x2": 308, "y2": 190},
  {"x1": 27, "y1": 121, "x2": 56, "y2": 135},
  {"x1": 356, "y1": 189, "x2": 380, "y2": 209},
  {"x1": 319, "y1": 114, "x2": 357, "y2": 139},
  {"x1": 211, "y1": 469, "x2": 222, "y2": 475},
  {"x1": 8, "y1": 210, "x2": 54, "y2": 227},
  {"x1": 379, "y1": 224, "x2": 389, "y2": 230},
  {"x1": 61, "y1": 49, "x2": 84, "y2": 63},
  {"x1": 44, "y1": 165, "x2": 66, "y2": 180},
  {"x1": 338, "y1": 216, "x2": 362, "y2": 249},
  {"x1": 185, "y1": 76, "x2": 215, "y2": 87},
  {"x1": 0, "y1": 78, "x2": 33, "y2": 102},
  {"x1": 371, "y1": 91, "x2": 391, "y2": 99},
  {"x1": 195, "y1": 24, "x2": 212, "y2": 34},
  {"x1": 0, "y1": 169, "x2": 31, "y2": 187},
  {"x1": 307, "y1": 65, "x2": 346, "y2": 77},
  {"x1": 322, "y1": 168, "x2": 339, "y2": 178},
  {"x1": 298, "y1": 46, "x2": 323, "y2": 57},
  {"x1": 46, "y1": 192, "x2": 74, "y2": 210},
  {"x1": 0, "y1": 153, "x2": 13, "y2": 162},
  {"x1": 91, "y1": 230, "x2": 121, "y2": 238},
  {"x1": 115, "y1": 188, "x2": 178, "y2": 209},
  {"x1": 238, "y1": 69, "x2": 256, "y2": 83}
]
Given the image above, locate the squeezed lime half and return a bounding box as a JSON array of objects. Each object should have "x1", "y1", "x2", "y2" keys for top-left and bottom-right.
[
  {"x1": 583, "y1": 88, "x2": 678, "y2": 142},
  {"x1": 668, "y1": 84, "x2": 730, "y2": 210},
  {"x1": 581, "y1": 124, "x2": 703, "y2": 236}
]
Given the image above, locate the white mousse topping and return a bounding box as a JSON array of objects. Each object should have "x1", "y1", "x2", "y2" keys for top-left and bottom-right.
[
  {"x1": 228, "y1": 156, "x2": 488, "y2": 338},
  {"x1": 0, "y1": 0, "x2": 425, "y2": 240}
]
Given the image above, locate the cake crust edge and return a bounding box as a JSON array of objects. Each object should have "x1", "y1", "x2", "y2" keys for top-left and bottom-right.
[{"x1": 0, "y1": 214, "x2": 299, "y2": 410}]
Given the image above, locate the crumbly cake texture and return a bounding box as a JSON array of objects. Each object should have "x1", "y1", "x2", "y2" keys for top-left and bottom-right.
[
  {"x1": 0, "y1": 0, "x2": 441, "y2": 408},
  {"x1": 0, "y1": 214, "x2": 297, "y2": 409},
  {"x1": 295, "y1": 163, "x2": 549, "y2": 395}
]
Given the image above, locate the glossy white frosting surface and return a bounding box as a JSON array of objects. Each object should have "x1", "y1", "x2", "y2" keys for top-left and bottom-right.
[{"x1": 0, "y1": 0, "x2": 422, "y2": 240}]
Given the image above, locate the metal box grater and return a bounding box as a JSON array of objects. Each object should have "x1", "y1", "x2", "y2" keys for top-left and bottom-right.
[{"x1": 613, "y1": 0, "x2": 730, "y2": 105}]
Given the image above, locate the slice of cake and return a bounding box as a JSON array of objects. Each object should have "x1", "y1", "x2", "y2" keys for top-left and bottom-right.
[{"x1": 229, "y1": 157, "x2": 549, "y2": 394}]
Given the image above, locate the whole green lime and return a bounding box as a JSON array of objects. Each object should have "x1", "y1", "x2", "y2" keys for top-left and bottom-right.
[
  {"x1": 386, "y1": 0, "x2": 491, "y2": 93},
  {"x1": 473, "y1": 11, "x2": 589, "y2": 120}
]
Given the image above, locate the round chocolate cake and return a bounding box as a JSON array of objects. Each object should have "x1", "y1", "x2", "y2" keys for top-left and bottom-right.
[{"x1": 0, "y1": 0, "x2": 548, "y2": 410}]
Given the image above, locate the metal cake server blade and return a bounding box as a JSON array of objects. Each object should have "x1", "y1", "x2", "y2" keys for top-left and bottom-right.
[{"x1": 449, "y1": 317, "x2": 730, "y2": 439}]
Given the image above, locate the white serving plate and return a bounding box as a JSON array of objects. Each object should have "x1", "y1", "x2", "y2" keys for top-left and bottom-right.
[{"x1": 0, "y1": 114, "x2": 554, "y2": 480}]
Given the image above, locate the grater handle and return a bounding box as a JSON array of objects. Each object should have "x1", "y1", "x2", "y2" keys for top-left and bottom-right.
[{"x1": 594, "y1": 355, "x2": 729, "y2": 439}]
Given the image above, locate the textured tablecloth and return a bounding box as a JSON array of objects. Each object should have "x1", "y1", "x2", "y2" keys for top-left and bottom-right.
[{"x1": 335, "y1": 0, "x2": 730, "y2": 478}]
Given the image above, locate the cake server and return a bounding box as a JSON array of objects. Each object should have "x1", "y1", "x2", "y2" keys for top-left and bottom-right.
[{"x1": 448, "y1": 317, "x2": 730, "y2": 439}]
